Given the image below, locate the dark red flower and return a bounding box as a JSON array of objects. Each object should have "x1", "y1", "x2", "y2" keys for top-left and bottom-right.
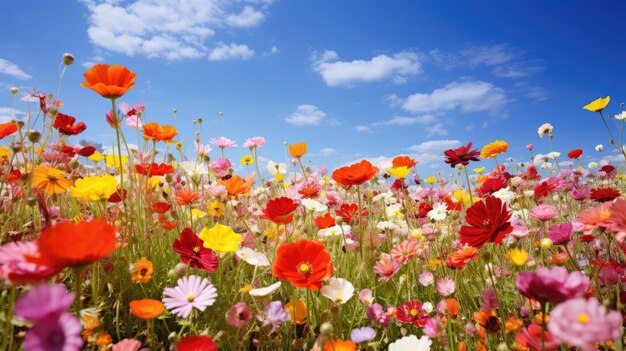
[
  {"x1": 172, "y1": 228, "x2": 218, "y2": 273},
  {"x1": 459, "y1": 195, "x2": 512, "y2": 248},
  {"x1": 314, "y1": 213, "x2": 336, "y2": 229},
  {"x1": 6, "y1": 170, "x2": 22, "y2": 184},
  {"x1": 135, "y1": 163, "x2": 174, "y2": 176},
  {"x1": 53, "y1": 113, "x2": 87, "y2": 136},
  {"x1": 475, "y1": 177, "x2": 507, "y2": 197},
  {"x1": 261, "y1": 197, "x2": 299, "y2": 224},
  {"x1": 61, "y1": 145, "x2": 76, "y2": 157},
  {"x1": 600, "y1": 165, "x2": 616, "y2": 178},
  {"x1": 590, "y1": 187, "x2": 620, "y2": 202},
  {"x1": 444, "y1": 142, "x2": 480, "y2": 167},
  {"x1": 523, "y1": 165, "x2": 540, "y2": 180},
  {"x1": 567, "y1": 149, "x2": 583, "y2": 159},
  {"x1": 417, "y1": 202, "x2": 433, "y2": 218},
  {"x1": 533, "y1": 180, "x2": 557, "y2": 199},
  {"x1": 152, "y1": 202, "x2": 171, "y2": 213},
  {"x1": 176, "y1": 335, "x2": 218, "y2": 351},
  {"x1": 107, "y1": 189, "x2": 127, "y2": 203},
  {"x1": 161, "y1": 220, "x2": 179, "y2": 230},
  {"x1": 335, "y1": 203, "x2": 368, "y2": 224},
  {"x1": 76, "y1": 146, "x2": 96, "y2": 157},
  {"x1": 395, "y1": 300, "x2": 428, "y2": 327}
]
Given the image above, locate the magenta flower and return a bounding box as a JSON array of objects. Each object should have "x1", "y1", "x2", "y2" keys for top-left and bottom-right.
[
  {"x1": 367, "y1": 303, "x2": 390, "y2": 327},
  {"x1": 163, "y1": 275, "x2": 217, "y2": 318},
  {"x1": 516, "y1": 266, "x2": 590, "y2": 304},
  {"x1": 226, "y1": 302, "x2": 251, "y2": 328},
  {"x1": 529, "y1": 204, "x2": 558, "y2": 221},
  {"x1": 113, "y1": 339, "x2": 142, "y2": 351},
  {"x1": 15, "y1": 284, "x2": 74, "y2": 323},
  {"x1": 211, "y1": 136, "x2": 237, "y2": 149},
  {"x1": 423, "y1": 317, "x2": 442, "y2": 338},
  {"x1": 0, "y1": 241, "x2": 59, "y2": 286},
  {"x1": 243, "y1": 136, "x2": 266, "y2": 148},
  {"x1": 571, "y1": 186, "x2": 589, "y2": 201},
  {"x1": 548, "y1": 297, "x2": 622, "y2": 351},
  {"x1": 23, "y1": 312, "x2": 83, "y2": 351},
  {"x1": 209, "y1": 157, "x2": 232, "y2": 178},
  {"x1": 547, "y1": 222, "x2": 573, "y2": 245}
]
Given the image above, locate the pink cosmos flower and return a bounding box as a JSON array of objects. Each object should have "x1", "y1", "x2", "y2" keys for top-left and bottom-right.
[
  {"x1": 373, "y1": 254, "x2": 402, "y2": 282},
  {"x1": 226, "y1": 302, "x2": 251, "y2": 328},
  {"x1": 516, "y1": 266, "x2": 590, "y2": 304},
  {"x1": 529, "y1": 204, "x2": 558, "y2": 221},
  {"x1": 515, "y1": 324, "x2": 559, "y2": 351},
  {"x1": 206, "y1": 184, "x2": 227, "y2": 197},
  {"x1": 419, "y1": 271, "x2": 434, "y2": 286},
  {"x1": 548, "y1": 297, "x2": 622, "y2": 351},
  {"x1": 113, "y1": 339, "x2": 142, "y2": 351},
  {"x1": 243, "y1": 136, "x2": 266, "y2": 148},
  {"x1": 609, "y1": 199, "x2": 626, "y2": 241},
  {"x1": 194, "y1": 142, "x2": 213, "y2": 156},
  {"x1": 0, "y1": 241, "x2": 60, "y2": 286},
  {"x1": 162, "y1": 275, "x2": 217, "y2": 318},
  {"x1": 423, "y1": 317, "x2": 442, "y2": 338},
  {"x1": 14, "y1": 284, "x2": 75, "y2": 323},
  {"x1": 436, "y1": 277, "x2": 455, "y2": 296},
  {"x1": 125, "y1": 115, "x2": 143, "y2": 129},
  {"x1": 547, "y1": 222, "x2": 573, "y2": 245},
  {"x1": 24, "y1": 312, "x2": 83, "y2": 351},
  {"x1": 210, "y1": 157, "x2": 232, "y2": 178},
  {"x1": 390, "y1": 239, "x2": 420, "y2": 264},
  {"x1": 211, "y1": 136, "x2": 237, "y2": 149}
]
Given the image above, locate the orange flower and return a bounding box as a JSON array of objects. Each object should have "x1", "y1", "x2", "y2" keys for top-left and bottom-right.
[
  {"x1": 142, "y1": 122, "x2": 178, "y2": 142},
  {"x1": 33, "y1": 220, "x2": 117, "y2": 269},
  {"x1": 173, "y1": 189, "x2": 202, "y2": 205},
  {"x1": 272, "y1": 240, "x2": 333, "y2": 290},
  {"x1": 284, "y1": 300, "x2": 307, "y2": 324},
  {"x1": 446, "y1": 246, "x2": 479, "y2": 269},
  {"x1": 392, "y1": 155, "x2": 417, "y2": 168},
  {"x1": 480, "y1": 140, "x2": 508, "y2": 159},
  {"x1": 332, "y1": 160, "x2": 379, "y2": 187},
  {"x1": 32, "y1": 165, "x2": 70, "y2": 194},
  {"x1": 219, "y1": 175, "x2": 251, "y2": 197},
  {"x1": 81, "y1": 64, "x2": 136, "y2": 99},
  {"x1": 289, "y1": 142, "x2": 307, "y2": 158},
  {"x1": 130, "y1": 257, "x2": 154, "y2": 284},
  {"x1": 129, "y1": 299, "x2": 164, "y2": 319},
  {"x1": 323, "y1": 340, "x2": 357, "y2": 351},
  {"x1": 0, "y1": 122, "x2": 18, "y2": 139}
]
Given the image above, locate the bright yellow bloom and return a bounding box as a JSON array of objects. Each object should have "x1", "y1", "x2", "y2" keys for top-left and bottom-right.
[
  {"x1": 452, "y1": 189, "x2": 472, "y2": 205},
  {"x1": 427, "y1": 259, "x2": 444, "y2": 267},
  {"x1": 387, "y1": 166, "x2": 410, "y2": 179},
  {"x1": 274, "y1": 173, "x2": 285, "y2": 182},
  {"x1": 481, "y1": 140, "x2": 508, "y2": 159},
  {"x1": 70, "y1": 174, "x2": 118, "y2": 202},
  {"x1": 410, "y1": 228, "x2": 423, "y2": 239},
  {"x1": 89, "y1": 152, "x2": 105, "y2": 163},
  {"x1": 130, "y1": 257, "x2": 154, "y2": 284},
  {"x1": 474, "y1": 167, "x2": 485, "y2": 174},
  {"x1": 583, "y1": 96, "x2": 610, "y2": 112},
  {"x1": 239, "y1": 284, "x2": 253, "y2": 293},
  {"x1": 425, "y1": 176, "x2": 437, "y2": 184},
  {"x1": 615, "y1": 174, "x2": 625, "y2": 181},
  {"x1": 34, "y1": 147, "x2": 42, "y2": 155},
  {"x1": 263, "y1": 222, "x2": 284, "y2": 239},
  {"x1": 0, "y1": 146, "x2": 10, "y2": 159},
  {"x1": 199, "y1": 223, "x2": 242, "y2": 253},
  {"x1": 148, "y1": 176, "x2": 163, "y2": 189},
  {"x1": 240, "y1": 155, "x2": 254, "y2": 165},
  {"x1": 508, "y1": 248, "x2": 528, "y2": 266},
  {"x1": 191, "y1": 209, "x2": 206, "y2": 220},
  {"x1": 206, "y1": 200, "x2": 225, "y2": 218},
  {"x1": 32, "y1": 166, "x2": 70, "y2": 194},
  {"x1": 105, "y1": 154, "x2": 128, "y2": 168}
]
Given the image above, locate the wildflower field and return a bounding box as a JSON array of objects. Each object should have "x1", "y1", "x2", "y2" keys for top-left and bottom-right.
[{"x1": 0, "y1": 60, "x2": 625, "y2": 351}]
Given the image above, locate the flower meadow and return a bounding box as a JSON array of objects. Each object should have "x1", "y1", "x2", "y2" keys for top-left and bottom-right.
[{"x1": 0, "y1": 58, "x2": 625, "y2": 351}]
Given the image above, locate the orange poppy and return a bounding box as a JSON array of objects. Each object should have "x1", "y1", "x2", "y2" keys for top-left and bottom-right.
[
  {"x1": 444, "y1": 298, "x2": 459, "y2": 317},
  {"x1": 284, "y1": 300, "x2": 307, "y2": 324},
  {"x1": 81, "y1": 64, "x2": 136, "y2": 99},
  {"x1": 32, "y1": 220, "x2": 117, "y2": 269},
  {"x1": 219, "y1": 175, "x2": 251, "y2": 197},
  {"x1": 323, "y1": 340, "x2": 357, "y2": 351},
  {"x1": 272, "y1": 240, "x2": 333, "y2": 290},
  {"x1": 0, "y1": 122, "x2": 18, "y2": 139},
  {"x1": 392, "y1": 155, "x2": 417, "y2": 168},
  {"x1": 129, "y1": 299, "x2": 164, "y2": 319},
  {"x1": 332, "y1": 160, "x2": 379, "y2": 187},
  {"x1": 288, "y1": 142, "x2": 307, "y2": 158},
  {"x1": 173, "y1": 189, "x2": 202, "y2": 206},
  {"x1": 446, "y1": 246, "x2": 479, "y2": 269},
  {"x1": 142, "y1": 122, "x2": 178, "y2": 142}
]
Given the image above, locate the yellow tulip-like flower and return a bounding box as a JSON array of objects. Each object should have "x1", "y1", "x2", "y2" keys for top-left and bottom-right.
[
  {"x1": 274, "y1": 173, "x2": 285, "y2": 182},
  {"x1": 474, "y1": 167, "x2": 485, "y2": 174},
  {"x1": 583, "y1": 96, "x2": 610, "y2": 112},
  {"x1": 89, "y1": 152, "x2": 105, "y2": 163},
  {"x1": 240, "y1": 155, "x2": 254, "y2": 165},
  {"x1": 0, "y1": 146, "x2": 10, "y2": 159},
  {"x1": 387, "y1": 166, "x2": 410, "y2": 179},
  {"x1": 481, "y1": 140, "x2": 509, "y2": 159},
  {"x1": 452, "y1": 189, "x2": 472, "y2": 205},
  {"x1": 288, "y1": 142, "x2": 307, "y2": 158},
  {"x1": 32, "y1": 166, "x2": 70, "y2": 194},
  {"x1": 199, "y1": 224, "x2": 242, "y2": 253},
  {"x1": 508, "y1": 248, "x2": 528, "y2": 267},
  {"x1": 191, "y1": 209, "x2": 206, "y2": 220},
  {"x1": 70, "y1": 174, "x2": 118, "y2": 202},
  {"x1": 425, "y1": 176, "x2": 438, "y2": 184},
  {"x1": 105, "y1": 154, "x2": 128, "y2": 168}
]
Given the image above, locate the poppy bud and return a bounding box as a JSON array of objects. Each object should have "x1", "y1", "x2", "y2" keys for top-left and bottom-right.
[
  {"x1": 174, "y1": 262, "x2": 187, "y2": 276},
  {"x1": 63, "y1": 53, "x2": 74, "y2": 66},
  {"x1": 540, "y1": 238, "x2": 553, "y2": 250},
  {"x1": 172, "y1": 108, "x2": 177, "y2": 114},
  {"x1": 320, "y1": 322, "x2": 333, "y2": 336},
  {"x1": 10, "y1": 87, "x2": 18, "y2": 94},
  {"x1": 27, "y1": 130, "x2": 41, "y2": 143}
]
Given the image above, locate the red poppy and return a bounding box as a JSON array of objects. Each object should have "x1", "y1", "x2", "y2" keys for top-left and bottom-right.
[
  {"x1": 161, "y1": 220, "x2": 179, "y2": 230},
  {"x1": 332, "y1": 160, "x2": 379, "y2": 187},
  {"x1": 32, "y1": 220, "x2": 117, "y2": 269},
  {"x1": 60, "y1": 145, "x2": 76, "y2": 157},
  {"x1": 533, "y1": 180, "x2": 557, "y2": 199},
  {"x1": 523, "y1": 165, "x2": 540, "y2": 180},
  {"x1": 107, "y1": 189, "x2": 127, "y2": 203},
  {"x1": 261, "y1": 197, "x2": 299, "y2": 224},
  {"x1": 135, "y1": 163, "x2": 174, "y2": 176},
  {"x1": 172, "y1": 228, "x2": 218, "y2": 273},
  {"x1": 53, "y1": 113, "x2": 87, "y2": 136},
  {"x1": 567, "y1": 149, "x2": 583, "y2": 159},
  {"x1": 176, "y1": 335, "x2": 218, "y2": 351},
  {"x1": 272, "y1": 240, "x2": 333, "y2": 290},
  {"x1": 0, "y1": 122, "x2": 18, "y2": 139},
  {"x1": 392, "y1": 155, "x2": 417, "y2": 168},
  {"x1": 335, "y1": 203, "x2": 368, "y2": 224},
  {"x1": 600, "y1": 165, "x2": 616, "y2": 177},
  {"x1": 173, "y1": 189, "x2": 202, "y2": 206},
  {"x1": 76, "y1": 146, "x2": 96, "y2": 157},
  {"x1": 81, "y1": 64, "x2": 136, "y2": 99},
  {"x1": 395, "y1": 300, "x2": 428, "y2": 327},
  {"x1": 459, "y1": 196, "x2": 512, "y2": 248},
  {"x1": 475, "y1": 177, "x2": 507, "y2": 197},
  {"x1": 314, "y1": 213, "x2": 336, "y2": 229},
  {"x1": 590, "y1": 187, "x2": 620, "y2": 202},
  {"x1": 6, "y1": 170, "x2": 22, "y2": 185},
  {"x1": 152, "y1": 202, "x2": 171, "y2": 213},
  {"x1": 444, "y1": 142, "x2": 481, "y2": 167},
  {"x1": 416, "y1": 202, "x2": 433, "y2": 218}
]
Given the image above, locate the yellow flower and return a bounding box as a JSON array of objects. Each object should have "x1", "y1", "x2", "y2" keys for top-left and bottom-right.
[
  {"x1": 0, "y1": 146, "x2": 10, "y2": 159},
  {"x1": 148, "y1": 176, "x2": 163, "y2": 189},
  {"x1": 105, "y1": 154, "x2": 128, "y2": 168},
  {"x1": 70, "y1": 174, "x2": 118, "y2": 202},
  {"x1": 508, "y1": 248, "x2": 528, "y2": 266},
  {"x1": 452, "y1": 189, "x2": 472, "y2": 205},
  {"x1": 34, "y1": 147, "x2": 42, "y2": 155},
  {"x1": 199, "y1": 224, "x2": 242, "y2": 253},
  {"x1": 427, "y1": 259, "x2": 444, "y2": 267},
  {"x1": 191, "y1": 209, "x2": 206, "y2": 220},
  {"x1": 387, "y1": 166, "x2": 409, "y2": 179},
  {"x1": 480, "y1": 140, "x2": 508, "y2": 159},
  {"x1": 240, "y1": 155, "x2": 254, "y2": 165},
  {"x1": 206, "y1": 200, "x2": 225, "y2": 218},
  {"x1": 130, "y1": 257, "x2": 154, "y2": 284},
  {"x1": 583, "y1": 96, "x2": 610, "y2": 112},
  {"x1": 410, "y1": 228, "x2": 423, "y2": 239},
  {"x1": 284, "y1": 300, "x2": 307, "y2": 324},
  {"x1": 32, "y1": 166, "x2": 70, "y2": 194},
  {"x1": 89, "y1": 152, "x2": 105, "y2": 163},
  {"x1": 263, "y1": 222, "x2": 285, "y2": 239},
  {"x1": 239, "y1": 284, "x2": 253, "y2": 293},
  {"x1": 425, "y1": 176, "x2": 437, "y2": 184},
  {"x1": 474, "y1": 167, "x2": 485, "y2": 174},
  {"x1": 274, "y1": 173, "x2": 285, "y2": 182},
  {"x1": 616, "y1": 174, "x2": 626, "y2": 181}
]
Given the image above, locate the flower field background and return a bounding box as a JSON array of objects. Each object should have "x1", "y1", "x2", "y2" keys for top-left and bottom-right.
[{"x1": 0, "y1": 60, "x2": 625, "y2": 351}]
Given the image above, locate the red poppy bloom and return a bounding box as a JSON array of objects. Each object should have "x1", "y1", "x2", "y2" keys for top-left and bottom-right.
[
  {"x1": 261, "y1": 197, "x2": 299, "y2": 224},
  {"x1": 533, "y1": 180, "x2": 557, "y2": 199},
  {"x1": 444, "y1": 142, "x2": 481, "y2": 167},
  {"x1": 0, "y1": 122, "x2": 18, "y2": 139},
  {"x1": 176, "y1": 335, "x2": 218, "y2": 351},
  {"x1": 392, "y1": 155, "x2": 417, "y2": 168},
  {"x1": 172, "y1": 228, "x2": 218, "y2": 273},
  {"x1": 459, "y1": 196, "x2": 512, "y2": 248},
  {"x1": 314, "y1": 213, "x2": 336, "y2": 229},
  {"x1": 567, "y1": 149, "x2": 583, "y2": 159},
  {"x1": 161, "y1": 220, "x2": 179, "y2": 230},
  {"x1": 173, "y1": 189, "x2": 202, "y2": 206},
  {"x1": 53, "y1": 113, "x2": 87, "y2": 136},
  {"x1": 416, "y1": 202, "x2": 433, "y2": 218},
  {"x1": 335, "y1": 203, "x2": 368, "y2": 224},
  {"x1": 332, "y1": 160, "x2": 379, "y2": 187},
  {"x1": 272, "y1": 240, "x2": 333, "y2": 290},
  {"x1": 32, "y1": 220, "x2": 117, "y2": 269},
  {"x1": 395, "y1": 300, "x2": 428, "y2": 327},
  {"x1": 152, "y1": 202, "x2": 171, "y2": 213},
  {"x1": 6, "y1": 170, "x2": 22, "y2": 185},
  {"x1": 76, "y1": 145, "x2": 96, "y2": 157},
  {"x1": 590, "y1": 187, "x2": 620, "y2": 202},
  {"x1": 107, "y1": 189, "x2": 127, "y2": 203},
  {"x1": 475, "y1": 177, "x2": 507, "y2": 197},
  {"x1": 135, "y1": 163, "x2": 174, "y2": 176}
]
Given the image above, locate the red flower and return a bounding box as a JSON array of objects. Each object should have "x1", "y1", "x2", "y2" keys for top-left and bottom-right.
[
  {"x1": 76, "y1": 146, "x2": 96, "y2": 157},
  {"x1": 152, "y1": 202, "x2": 171, "y2": 213},
  {"x1": 173, "y1": 189, "x2": 202, "y2": 206},
  {"x1": 107, "y1": 189, "x2": 127, "y2": 203},
  {"x1": 135, "y1": 163, "x2": 174, "y2": 176},
  {"x1": 567, "y1": 149, "x2": 583, "y2": 159},
  {"x1": 444, "y1": 142, "x2": 480, "y2": 167},
  {"x1": 600, "y1": 165, "x2": 616, "y2": 177},
  {"x1": 335, "y1": 203, "x2": 368, "y2": 224},
  {"x1": 533, "y1": 180, "x2": 556, "y2": 199},
  {"x1": 53, "y1": 113, "x2": 87, "y2": 136},
  {"x1": 417, "y1": 202, "x2": 433, "y2": 218},
  {"x1": 590, "y1": 187, "x2": 620, "y2": 202},
  {"x1": 272, "y1": 240, "x2": 333, "y2": 290},
  {"x1": 176, "y1": 335, "x2": 218, "y2": 351},
  {"x1": 459, "y1": 196, "x2": 512, "y2": 248},
  {"x1": 172, "y1": 228, "x2": 218, "y2": 273},
  {"x1": 475, "y1": 177, "x2": 507, "y2": 197},
  {"x1": 0, "y1": 122, "x2": 18, "y2": 139},
  {"x1": 332, "y1": 160, "x2": 379, "y2": 187},
  {"x1": 261, "y1": 197, "x2": 299, "y2": 224},
  {"x1": 395, "y1": 300, "x2": 428, "y2": 327},
  {"x1": 392, "y1": 155, "x2": 417, "y2": 168},
  {"x1": 314, "y1": 213, "x2": 336, "y2": 229},
  {"x1": 446, "y1": 246, "x2": 479, "y2": 268}
]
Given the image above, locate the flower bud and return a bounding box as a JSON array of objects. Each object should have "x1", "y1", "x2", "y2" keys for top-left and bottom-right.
[
  {"x1": 497, "y1": 342, "x2": 509, "y2": 351},
  {"x1": 174, "y1": 262, "x2": 188, "y2": 276},
  {"x1": 10, "y1": 87, "x2": 18, "y2": 94},
  {"x1": 540, "y1": 238, "x2": 553, "y2": 250},
  {"x1": 319, "y1": 322, "x2": 333, "y2": 336},
  {"x1": 63, "y1": 53, "x2": 75, "y2": 66},
  {"x1": 27, "y1": 130, "x2": 41, "y2": 143}
]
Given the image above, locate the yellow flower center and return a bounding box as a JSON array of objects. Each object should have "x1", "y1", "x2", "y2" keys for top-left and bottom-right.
[
  {"x1": 297, "y1": 263, "x2": 311, "y2": 276},
  {"x1": 577, "y1": 313, "x2": 589, "y2": 324},
  {"x1": 193, "y1": 246, "x2": 200, "y2": 253},
  {"x1": 410, "y1": 309, "x2": 419, "y2": 317},
  {"x1": 187, "y1": 294, "x2": 195, "y2": 302}
]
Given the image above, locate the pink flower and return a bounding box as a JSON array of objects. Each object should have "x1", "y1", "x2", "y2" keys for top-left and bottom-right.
[
  {"x1": 423, "y1": 317, "x2": 442, "y2": 338},
  {"x1": 211, "y1": 136, "x2": 237, "y2": 149},
  {"x1": 390, "y1": 239, "x2": 419, "y2": 264},
  {"x1": 419, "y1": 272, "x2": 434, "y2": 286},
  {"x1": 226, "y1": 302, "x2": 251, "y2": 328},
  {"x1": 516, "y1": 266, "x2": 590, "y2": 304},
  {"x1": 162, "y1": 275, "x2": 217, "y2": 318},
  {"x1": 373, "y1": 254, "x2": 402, "y2": 282},
  {"x1": 113, "y1": 339, "x2": 142, "y2": 351},
  {"x1": 359, "y1": 289, "x2": 374, "y2": 305},
  {"x1": 526, "y1": 144, "x2": 533, "y2": 151},
  {"x1": 210, "y1": 157, "x2": 232, "y2": 178},
  {"x1": 195, "y1": 142, "x2": 213, "y2": 156},
  {"x1": 125, "y1": 115, "x2": 142, "y2": 129},
  {"x1": 207, "y1": 185, "x2": 227, "y2": 198},
  {"x1": 547, "y1": 222, "x2": 573, "y2": 245},
  {"x1": 0, "y1": 241, "x2": 59, "y2": 286},
  {"x1": 436, "y1": 277, "x2": 455, "y2": 296},
  {"x1": 515, "y1": 324, "x2": 559, "y2": 351},
  {"x1": 548, "y1": 297, "x2": 622, "y2": 351},
  {"x1": 243, "y1": 136, "x2": 266, "y2": 148},
  {"x1": 14, "y1": 284, "x2": 74, "y2": 323},
  {"x1": 530, "y1": 204, "x2": 558, "y2": 221}
]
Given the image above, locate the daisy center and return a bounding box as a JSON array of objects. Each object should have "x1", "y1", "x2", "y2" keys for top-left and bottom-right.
[
  {"x1": 187, "y1": 294, "x2": 195, "y2": 302},
  {"x1": 410, "y1": 308, "x2": 419, "y2": 317},
  {"x1": 297, "y1": 263, "x2": 312, "y2": 276},
  {"x1": 576, "y1": 313, "x2": 589, "y2": 324},
  {"x1": 193, "y1": 246, "x2": 201, "y2": 253}
]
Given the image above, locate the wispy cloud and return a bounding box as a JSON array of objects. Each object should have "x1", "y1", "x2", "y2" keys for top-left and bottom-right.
[
  {"x1": 208, "y1": 43, "x2": 254, "y2": 61},
  {"x1": 285, "y1": 104, "x2": 326, "y2": 125},
  {"x1": 355, "y1": 115, "x2": 435, "y2": 132},
  {"x1": 0, "y1": 58, "x2": 32, "y2": 80}
]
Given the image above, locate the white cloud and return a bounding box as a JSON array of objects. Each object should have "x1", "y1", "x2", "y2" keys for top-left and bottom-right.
[
  {"x1": 320, "y1": 147, "x2": 336, "y2": 156},
  {"x1": 312, "y1": 50, "x2": 421, "y2": 87},
  {"x1": 399, "y1": 81, "x2": 507, "y2": 115},
  {"x1": 460, "y1": 44, "x2": 515, "y2": 66},
  {"x1": 82, "y1": 0, "x2": 270, "y2": 60},
  {"x1": 285, "y1": 104, "x2": 326, "y2": 125},
  {"x1": 406, "y1": 139, "x2": 462, "y2": 167},
  {"x1": 355, "y1": 115, "x2": 435, "y2": 132},
  {"x1": 426, "y1": 123, "x2": 448, "y2": 136},
  {"x1": 0, "y1": 107, "x2": 26, "y2": 123},
  {"x1": 208, "y1": 43, "x2": 254, "y2": 61},
  {"x1": 0, "y1": 59, "x2": 32, "y2": 80}
]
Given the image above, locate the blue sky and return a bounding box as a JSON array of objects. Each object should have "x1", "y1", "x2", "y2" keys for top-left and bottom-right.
[{"x1": 1, "y1": 0, "x2": 625, "y2": 176}]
